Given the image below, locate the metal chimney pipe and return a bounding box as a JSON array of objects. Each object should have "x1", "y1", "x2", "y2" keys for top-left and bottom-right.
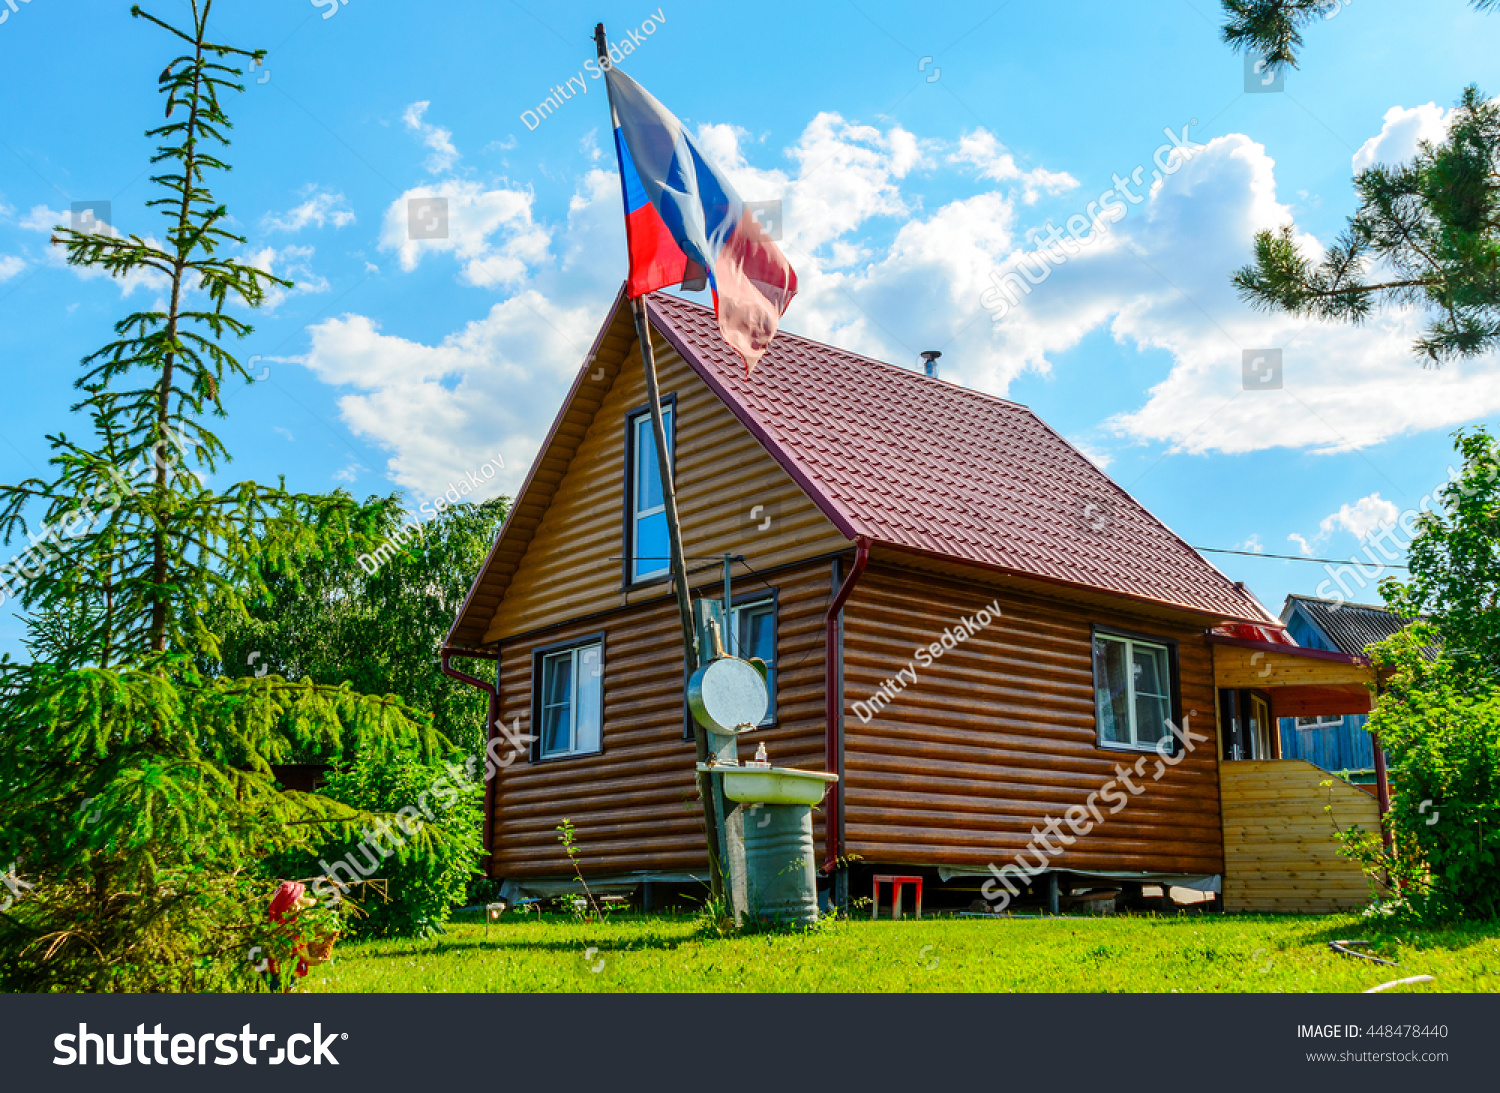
[{"x1": 920, "y1": 350, "x2": 941, "y2": 378}]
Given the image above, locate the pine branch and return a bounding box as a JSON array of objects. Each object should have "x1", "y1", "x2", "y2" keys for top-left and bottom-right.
[{"x1": 1232, "y1": 86, "x2": 1500, "y2": 364}]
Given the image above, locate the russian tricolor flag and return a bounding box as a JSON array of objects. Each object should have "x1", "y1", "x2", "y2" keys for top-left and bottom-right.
[{"x1": 606, "y1": 66, "x2": 797, "y2": 372}]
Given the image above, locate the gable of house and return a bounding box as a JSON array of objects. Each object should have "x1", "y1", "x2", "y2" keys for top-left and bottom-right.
[
  {"x1": 1284, "y1": 609, "x2": 1339, "y2": 653},
  {"x1": 449, "y1": 290, "x2": 851, "y2": 648}
]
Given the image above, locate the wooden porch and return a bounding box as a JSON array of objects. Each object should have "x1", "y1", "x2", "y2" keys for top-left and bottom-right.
[{"x1": 1209, "y1": 633, "x2": 1387, "y2": 912}]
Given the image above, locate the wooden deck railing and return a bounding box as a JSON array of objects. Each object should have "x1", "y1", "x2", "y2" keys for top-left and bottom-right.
[{"x1": 1221, "y1": 759, "x2": 1384, "y2": 913}]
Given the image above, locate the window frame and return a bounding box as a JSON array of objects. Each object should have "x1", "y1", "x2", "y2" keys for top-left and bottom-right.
[
  {"x1": 726, "y1": 589, "x2": 779, "y2": 729},
  {"x1": 1294, "y1": 714, "x2": 1344, "y2": 731},
  {"x1": 1090, "y1": 625, "x2": 1182, "y2": 754},
  {"x1": 682, "y1": 588, "x2": 780, "y2": 740},
  {"x1": 529, "y1": 633, "x2": 606, "y2": 764},
  {"x1": 621, "y1": 395, "x2": 678, "y2": 589}
]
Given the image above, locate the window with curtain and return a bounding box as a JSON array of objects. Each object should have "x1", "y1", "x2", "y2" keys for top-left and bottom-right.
[
  {"x1": 1093, "y1": 631, "x2": 1174, "y2": 751},
  {"x1": 628, "y1": 405, "x2": 673, "y2": 583},
  {"x1": 536, "y1": 640, "x2": 603, "y2": 760}
]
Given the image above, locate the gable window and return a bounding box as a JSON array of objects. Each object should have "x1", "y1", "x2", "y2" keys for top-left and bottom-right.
[
  {"x1": 626, "y1": 401, "x2": 675, "y2": 584},
  {"x1": 728, "y1": 596, "x2": 777, "y2": 726},
  {"x1": 533, "y1": 638, "x2": 603, "y2": 761},
  {"x1": 1092, "y1": 630, "x2": 1175, "y2": 751}
]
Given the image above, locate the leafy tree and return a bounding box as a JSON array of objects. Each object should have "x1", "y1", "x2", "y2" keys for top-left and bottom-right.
[
  {"x1": 1232, "y1": 86, "x2": 1500, "y2": 365},
  {"x1": 1221, "y1": 0, "x2": 1499, "y2": 72},
  {"x1": 0, "y1": 2, "x2": 445, "y2": 991},
  {"x1": 1382, "y1": 429, "x2": 1500, "y2": 678},
  {"x1": 1335, "y1": 428, "x2": 1500, "y2": 922},
  {"x1": 207, "y1": 493, "x2": 507, "y2": 754}
]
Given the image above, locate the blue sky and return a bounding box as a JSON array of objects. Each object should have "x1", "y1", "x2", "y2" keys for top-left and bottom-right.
[{"x1": 1, "y1": 0, "x2": 1497, "y2": 656}]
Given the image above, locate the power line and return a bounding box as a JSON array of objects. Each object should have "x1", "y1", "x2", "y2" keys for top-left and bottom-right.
[{"x1": 1196, "y1": 546, "x2": 1408, "y2": 569}]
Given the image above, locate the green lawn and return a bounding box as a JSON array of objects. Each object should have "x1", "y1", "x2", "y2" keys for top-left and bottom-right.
[{"x1": 301, "y1": 910, "x2": 1500, "y2": 993}]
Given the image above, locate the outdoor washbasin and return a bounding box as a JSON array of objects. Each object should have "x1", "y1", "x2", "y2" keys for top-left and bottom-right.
[{"x1": 696, "y1": 763, "x2": 838, "y2": 806}]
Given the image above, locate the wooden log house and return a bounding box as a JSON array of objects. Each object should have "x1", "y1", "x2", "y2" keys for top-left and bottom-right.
[{"x1": 443, "y1": 289, "x2": 1383, "y2": 912}]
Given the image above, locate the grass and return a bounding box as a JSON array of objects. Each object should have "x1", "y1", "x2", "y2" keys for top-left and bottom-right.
[{"x1": 301, "y1": 909, "x2": 1500, "y2": 993}]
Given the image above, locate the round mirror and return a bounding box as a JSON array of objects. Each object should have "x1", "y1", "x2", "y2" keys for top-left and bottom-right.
[{"x1": 688, "y1": 656, "x2": 769, "y2": 734}]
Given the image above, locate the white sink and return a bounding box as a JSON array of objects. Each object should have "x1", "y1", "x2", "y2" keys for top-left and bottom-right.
[{"x1": 697, "y1": 763, "x2": 838, "y2": 806}]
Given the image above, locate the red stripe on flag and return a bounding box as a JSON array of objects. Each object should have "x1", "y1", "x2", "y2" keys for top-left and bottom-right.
[{"x1": 624, "y1": 202, "x2": 687, "y2": 299}]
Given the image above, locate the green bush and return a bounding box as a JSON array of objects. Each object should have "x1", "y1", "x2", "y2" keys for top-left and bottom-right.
[
  {"x1": 0, "y1": 869, "x2": 297, "y2": 994},
  {"x1": 1349, "y1": 627, "x2": 1500, "y2": 921},
  {"x1": 273, "y1": 750, "x2": 484, "y2": 939}
]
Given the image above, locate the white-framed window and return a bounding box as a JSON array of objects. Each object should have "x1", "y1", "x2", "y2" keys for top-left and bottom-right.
[
  {"x1": 728, "y1": 598, "x2": 777, "y2": 726},
  {"x1": 627, "y1": 404, "x2": 674, "y2": 583},
  {"x1": 536, "y1": 640, "x2": 603, "y2": 760},
  {"x1": 1093, "y1": 631, "x2": 1174, "y2": 751},
  {"x1": 1295, "y1": 715, "x2": 1344, "y2": 730}
]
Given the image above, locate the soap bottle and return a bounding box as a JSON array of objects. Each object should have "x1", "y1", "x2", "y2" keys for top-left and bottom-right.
[{"x1": 752, "y1": 742, "x2": 769, "y2": 768}]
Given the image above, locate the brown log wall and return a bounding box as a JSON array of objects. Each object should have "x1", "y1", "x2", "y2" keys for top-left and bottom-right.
[
  {"x1": 490, "y1": 560, "x2": 835, "y2": 879},
  {"x1": 841, "y1": 563, "x2": 1225, "y2": 875}
]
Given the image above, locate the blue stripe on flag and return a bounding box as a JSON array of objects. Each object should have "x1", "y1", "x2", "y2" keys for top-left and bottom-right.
[{"x1": 614, "y1": 128, "x2": 652, "y2": 214}]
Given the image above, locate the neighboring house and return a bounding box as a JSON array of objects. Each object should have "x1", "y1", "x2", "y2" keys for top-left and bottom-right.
[
  {"x1": 444, "y1": 289, "x2": 1381, "y2": 912},
  {"x1": 1276, "y1": 595, "x2": 1417, "y2": 775}
]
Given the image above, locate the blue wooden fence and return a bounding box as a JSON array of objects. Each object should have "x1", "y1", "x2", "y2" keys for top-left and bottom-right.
[{"x1": 1277, "y1": 714, "x2": 1375, "y2": 773}]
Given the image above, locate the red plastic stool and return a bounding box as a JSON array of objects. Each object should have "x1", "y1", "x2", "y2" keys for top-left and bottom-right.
[{"x1": 871, "y1": 874, "x2": 923, "y2": 920}]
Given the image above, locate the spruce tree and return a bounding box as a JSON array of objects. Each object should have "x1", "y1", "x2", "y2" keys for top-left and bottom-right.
[{"x1": 0, "y1": 1, "x2": 444, "y2": 992}]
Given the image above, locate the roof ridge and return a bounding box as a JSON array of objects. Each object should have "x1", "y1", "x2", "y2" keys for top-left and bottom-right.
[
  {"x1": 1288, "y1": 593, "x2": 1400, "y2": 614},
  {"x1": 650, "y1": 290, "x2": 1031, "y2": 412}
]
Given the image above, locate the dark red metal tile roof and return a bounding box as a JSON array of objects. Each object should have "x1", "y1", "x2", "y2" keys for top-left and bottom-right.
[{"x1": 649, "y1": 292, "x2": 1275, "y2": 624}]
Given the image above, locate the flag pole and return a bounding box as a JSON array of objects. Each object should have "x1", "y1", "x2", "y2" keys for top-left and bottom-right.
[{"x1": 596, "y1": 23, "x2": 725, "y2": 904}]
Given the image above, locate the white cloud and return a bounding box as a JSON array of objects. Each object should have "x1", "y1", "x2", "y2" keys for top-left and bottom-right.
[
  {"x1": 948, "y1": 130, "x2": 1079, "y2": 204},
  {"x1": 403, "y1": 101, "x2": 460, "y2": 174},
  {"x1": 695, "y1": 114, "x2": 927, "y2": 261},
  {"x1": 1237, "y1": 534, "x2": 1265, "y2": 554},
  {"x1": 304, "y1": 294, "x2": 593, "y2": 499},
  {"x1": 298, "y1": 101, "x2": 1500, "y2": 506},
  {"x1": 19, "y1": 205, "x2": 61, "y2": 233},
  {"x1": 302, "y1": 168, "x2": 624, "y2": 500},
  {"x1": 378, "y1": 179, "x2": 551, "y2": 287},
  {"x1": 262, "y1": 187, "x2": 356, "y2": 233},
  {"x1": 1285, "y1": 493, "x2": 1401, "y2": 560},
  {"x1": 0, "y1": 255, "x2": 22, "y2": 282},
  {"x1": 1070, "y1": 439, "x2": 1113, "y2": 469},
  {"x1": 1352, "y1": 103, "x2": 1451, "y2": 173},
  {"x1": 703, "y1": 114, "x2": 1500, "y2": 458},
  {"x1": 243, "y1": 244, "x2": 329, "y2": 310},
  {"x1": 1321, "y1": 493, "x2": 1400, "y2": 541}
]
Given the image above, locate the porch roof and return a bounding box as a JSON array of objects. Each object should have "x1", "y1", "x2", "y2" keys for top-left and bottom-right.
[{"x1": 1207, "y1": 632, "x2": 1376, "y2": 716}]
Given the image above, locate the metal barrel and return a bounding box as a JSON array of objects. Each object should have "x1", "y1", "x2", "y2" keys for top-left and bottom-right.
[{"x1": 741, "y1": 803, "x2": 818, "y2": 927}]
